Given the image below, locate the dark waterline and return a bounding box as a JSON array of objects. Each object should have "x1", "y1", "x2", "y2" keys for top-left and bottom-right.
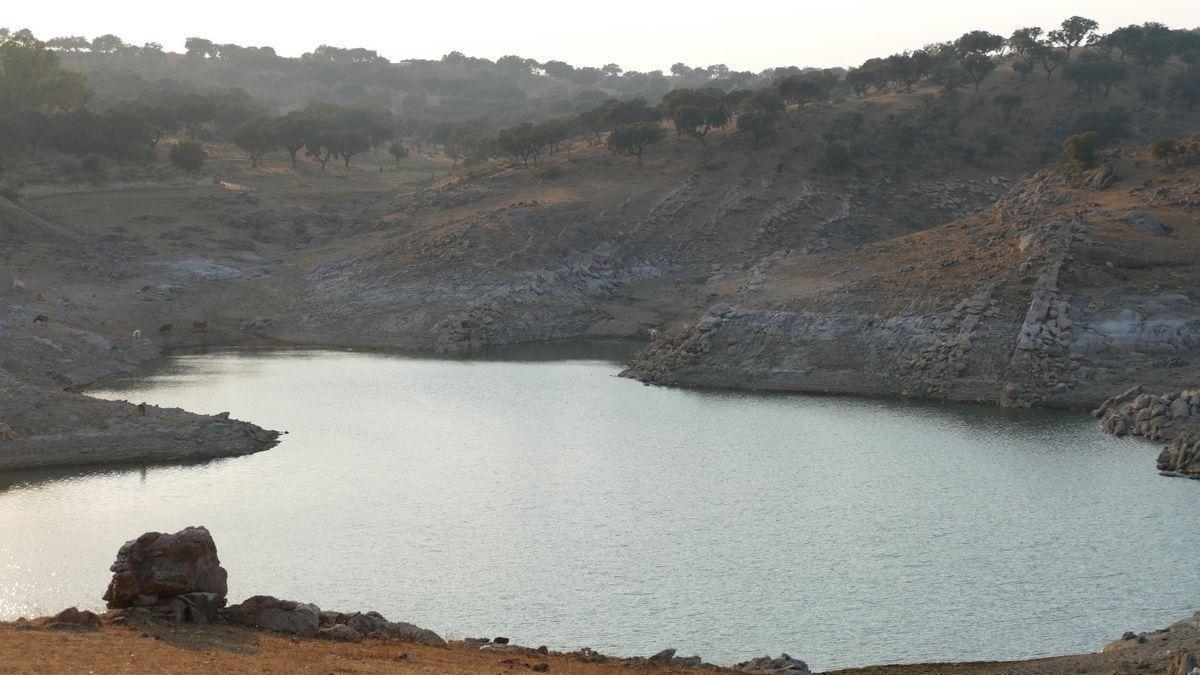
[{"x1": 1, "y1": 348, "x2": 1195, "y2": 669}]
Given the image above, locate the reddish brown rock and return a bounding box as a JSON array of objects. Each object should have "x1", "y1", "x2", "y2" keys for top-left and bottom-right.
[
  {"x1": 48, "y1": 607, "x2": 101, "y2": 629},
  {"x1": 102, "y1": 526, "x2": 227, "y2": 609}
]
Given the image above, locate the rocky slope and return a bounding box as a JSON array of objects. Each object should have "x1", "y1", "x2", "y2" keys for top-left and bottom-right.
[
  {"x1": 623, "y1": 156, "x2": 1200, "y2": 418},
  {"x1": 1, "y1": 193, "x2": 280, "y2": 470}
]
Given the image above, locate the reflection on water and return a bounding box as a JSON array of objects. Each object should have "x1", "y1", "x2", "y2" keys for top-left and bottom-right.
[{"x1": 1, "y1": 348, "x2": 1196, "y2": 669}]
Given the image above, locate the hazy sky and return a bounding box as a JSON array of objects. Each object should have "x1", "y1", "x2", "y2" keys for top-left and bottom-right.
[{"x1": 8, "y1": 0, "x2": 1199, "y2": 72}]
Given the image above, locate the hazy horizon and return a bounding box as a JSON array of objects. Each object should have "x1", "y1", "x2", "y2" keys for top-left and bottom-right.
[{"x1": 8, "y1": 0, "x2": 1198, "y2": 72}]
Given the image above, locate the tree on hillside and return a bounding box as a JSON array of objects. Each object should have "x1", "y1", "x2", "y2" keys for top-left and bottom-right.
[
  {"x1": 1049, "y1": 16, "x2": 1099, "y2": 59},
  {"x1": 1032, "y1": 44, "x2": 1066, "y2": 81},
  {"x1": 662, "y1": 88, "x2": 730, "y2": 144},
  {"x1": 271, "y1": 111, "x2": 316, "y2": 167},
  {"x1": 1168, "y1": 70, "x2": 1200, "y2": 110},
  {"x1": 1012, "y1": 60, "x2": 1034, "y2": 81},
  {"x1": 535, "y1": 117, "x2": 574, "y2": 155},
  {"x1": 175, "y1": 94, "x2": 217, "y2": 138},
  {"x1": 845, "y1": 67, "x2": 875, "y2": 97},
  {"x1": 0, "y1": 34, "x2": 88, "y2": 112},
  {"x1": 440, "y1": 51, "x2": 466, "y2": 68},
  {"x1": 46, "y1": 36, "x2": 89, "y2": 52},
  {"x1": 184, "y1": 37, "x2": 216, "y2": 59},
  {"x1": 1104, "y1": 25, "x2": 1143, "y2": 61},
  {"x1": 886, "y1": 50, "x2": 932, "y2": 91},
  {"x1": 592, "y1": 97, "x2": 661, "y2": 133},
  {"x1": 542, "y1": 60, "x2": 574, "y2": 78},
  {"x1": 388, "y1": 142, "x2": 408, "y2": 162},
  {"x1": 955, "y1": 31, "x2": 1004, "y2": 56},
  {"x1": 497, "y1": 123, "x2": 544, "y2": 166},
  {"x1": 961, "y1": 54, "x2": 997, "y2": 91},
  {"x1": 1130, "y1": 33, "x2": 1173, "y2": 72},
  {"x1": 736, "y1": 111, "x2": 777, "y2": 145},
  {"x1": 1063, "y1": 55, "x2": 1127, "y2": 100},
  {"x1": 607, "y1": 122, "x2": 665, "y2": 164},
  {"x1": 169, "y1": 141, "x2": 206, "y2": 171},
  {"x1": 1008, "y1": 27, "x2": 1044, "y2": 62},
  {"x1": 90, "y1": 34, "x2": 124, "y2": 54},
  {"x1": 993, "y1": 93, "x2": 1023, "y2": 123},
  {"x1": 304, "y1": 129, "x2": 336, "y2": 170},
  {"x1": 333, "y1": 130, "x2": 369, "y2": 167},
  {"x1": 233, "y1": 117, "x2": 275, "y2": 166},
  {"x1": 1137, "y1": 80, "x2": 1161, "y2": 110}
]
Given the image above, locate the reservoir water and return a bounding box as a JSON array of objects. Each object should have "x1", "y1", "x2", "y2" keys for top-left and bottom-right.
[{"x1": 1, "y1": 347, "x2": 1196, "y2": 669}]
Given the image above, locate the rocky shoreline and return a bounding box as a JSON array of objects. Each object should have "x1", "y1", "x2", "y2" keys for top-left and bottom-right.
[
  {"x1": 4, "y1": 525, "x2": 1198, "y2": 674},
  {"x1": 1093, "y1": 385, "x2": 1200, "y2": 479}
]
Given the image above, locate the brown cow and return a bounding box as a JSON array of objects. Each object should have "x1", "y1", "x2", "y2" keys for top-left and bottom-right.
[
  {"x1": 159, "y1": 324, "x2": 173, "y2": 334},
  {"x1": 33, "y1": 314, "x2": 48, "y2": 326},
  {"x1": 192, "y1": 320, "x2": 208, "y2": 332},
  {"x1": 137, "y1": 402, "x2": 147, "y2": 416}
]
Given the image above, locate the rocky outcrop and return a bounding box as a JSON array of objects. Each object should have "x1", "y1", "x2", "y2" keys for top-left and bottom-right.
[
  {"x1": 95, "y1": 527, "x2": 447, "y2": 642},
  {"x1": 103, "y1": 526, "x2": 227, "y2": 610},
  {"x1": 734, "y1": 653, "x2": 812, "y2": 673},
  {"x1": 316, "y1": 609, "x2": 447, "y2": 646},
  {"x1": 1157, "y1": 438, "x2": 1200, "y2": 478},
  {"x1": 1093, "y1": 385, "x2": 1200, "y2": 441},
  {"x1": 222, "y1": 598, "x2": 449, "y2": 644},
  {"x1": 1094, "y1": 385, "x2": 1200, "y2": 479},
  {"x1": 223, "y1": 596, "x2": 321, "y2": 637}
]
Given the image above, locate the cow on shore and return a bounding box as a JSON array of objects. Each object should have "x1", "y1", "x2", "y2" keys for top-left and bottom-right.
[
  {"x1": 159, "y1": 324, "x2": 173, "y2": 334},
  {"x1": 33, "y1": 314, "x2": 48, "y2": 326},
  {"x1": 192, "y1": 320, "x2": 208, "y2": 332}
]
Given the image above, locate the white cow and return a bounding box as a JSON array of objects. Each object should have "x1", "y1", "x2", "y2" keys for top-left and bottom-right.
[{"x1": 12, "y1": 279, "x2": 25, "y2": 291}]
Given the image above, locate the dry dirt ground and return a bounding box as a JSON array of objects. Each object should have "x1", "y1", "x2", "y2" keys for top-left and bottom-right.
[{"x1": 1, "y1": 609, "x2": 1198, "y2": 674}]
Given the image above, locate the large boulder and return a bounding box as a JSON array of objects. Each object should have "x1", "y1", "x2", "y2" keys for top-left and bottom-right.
[
  {"x1": 222, "y1": 596, "x2": 321, "y2": 637},
  {"x1": 102, "y1": 526, "x2": 227, "y2": 609}
]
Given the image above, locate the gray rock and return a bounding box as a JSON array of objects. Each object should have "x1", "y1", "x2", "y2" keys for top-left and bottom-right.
[
  {"x1": 319, "y1": 624, "x2": 364, "y2": 642},
  {"x1": 648, "y1": 648, "x2": 676, "y2": 664},
  {"x1": 222, "y1": 596, "x2": 320, "y2": 637},
  {"x1": 1123, "y1": 211, "x2": 1171, "y2": 236},
  {"x1": 735, "y1": 653, "x2": 811, "y2": 673}
]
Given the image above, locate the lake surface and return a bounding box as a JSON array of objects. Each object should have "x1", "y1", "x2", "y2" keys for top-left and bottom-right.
[{"x1": 1, "y1": 346, "x2": 1197, "y2": 669}]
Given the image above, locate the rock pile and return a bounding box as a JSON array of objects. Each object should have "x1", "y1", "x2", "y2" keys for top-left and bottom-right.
[
  {"x1": 1094, "y1": 385, "x2": 1200, "y2": 479},
  {"x1": 734, "y1": 653, "x2": 812, "y2": 673},
  {"x1": 98, "y1": 526, "x2": 447, "y2": 644},
  {"x1": 1094, "y1": 385, "x2": 1200, "y2": 441}
]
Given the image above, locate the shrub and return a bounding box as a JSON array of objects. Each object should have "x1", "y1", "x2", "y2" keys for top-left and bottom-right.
[
  {"x1": 1063, "y1": 131, "x2": 1100, "y2": 167},
  {"x1": 824, "y1": 142, "x2": 857, "y2": 172},
  {"x1": 169, "y1": 142, "x2": 207, "y2": 172},
  {"x1": 1150, "y1": 135, "x2": 1200, "y2": 166},
  {"x1": 0, "y1": 174, "x2": 24, "y2": 201}
]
